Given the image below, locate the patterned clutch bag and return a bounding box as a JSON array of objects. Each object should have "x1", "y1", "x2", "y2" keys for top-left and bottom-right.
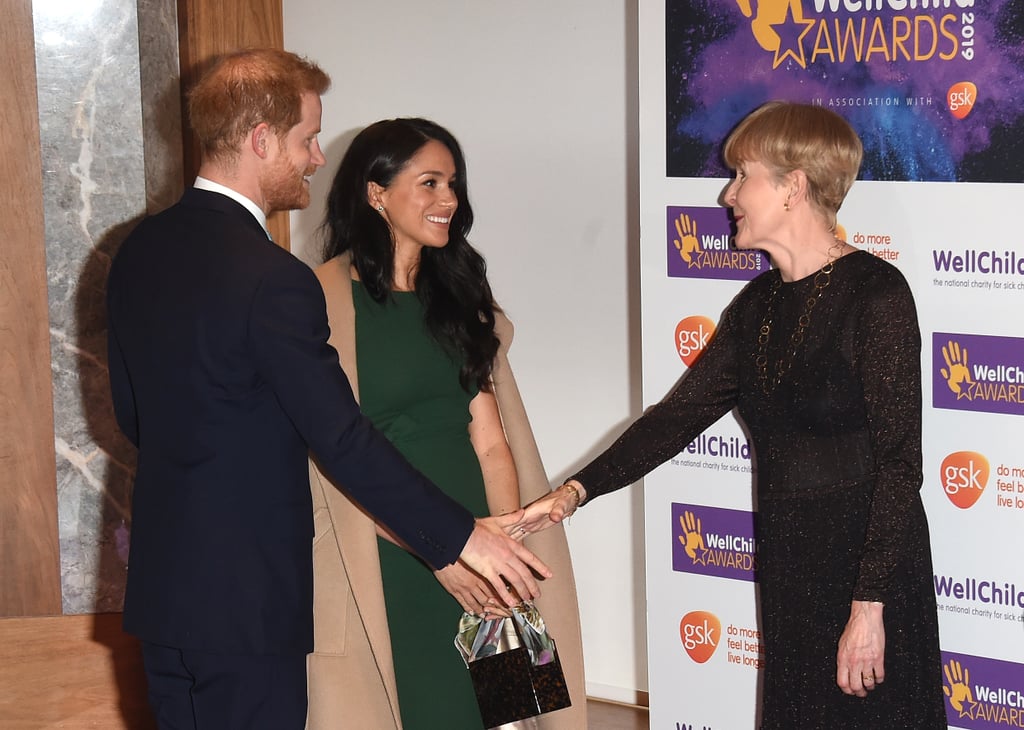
[{"x1": 455, "y1": 602, "x2": 572, "y2": 727}]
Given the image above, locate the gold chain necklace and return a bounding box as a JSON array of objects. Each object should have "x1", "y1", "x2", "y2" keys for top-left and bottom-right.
[{"x1": 755, "y1": 240, "x2": 843, "y2": 395}]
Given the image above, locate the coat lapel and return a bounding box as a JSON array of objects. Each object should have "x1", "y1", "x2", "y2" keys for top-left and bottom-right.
[{"x1": 313, "y1": 253, "x2": 403, "y2": 728}]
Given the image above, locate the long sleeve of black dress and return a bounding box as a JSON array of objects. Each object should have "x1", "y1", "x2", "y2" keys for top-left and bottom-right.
[
  {"x1": 571, "y1": 291, "x2": 742, "y2": 500},
  {"x1": 572, "y1": 251, "x2": 927, "y2": 604}
]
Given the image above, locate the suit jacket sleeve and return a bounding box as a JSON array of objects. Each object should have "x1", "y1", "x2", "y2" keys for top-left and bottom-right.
[{"x1": 248, "y1": 259, "x2": 474, "y2": 569}]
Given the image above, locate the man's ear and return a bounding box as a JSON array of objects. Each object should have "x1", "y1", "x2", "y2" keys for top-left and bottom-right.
[{"x1": 251, "y1": 123, "x2": 272, "y2": 159}]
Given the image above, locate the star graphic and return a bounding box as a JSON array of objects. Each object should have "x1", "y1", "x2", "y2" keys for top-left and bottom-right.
[
  {"x1": 769, "y1": 3, "x2": 815, "y2": 69},
  {"x1": 958, "y1": 697, "x2": 979, "y2": 719},
  {"x1": 955, "y1": 384, "x2": 974, "y2": 401},
  {"x1": 692, "y1": 547, "x2": 710, "y2": 566}
]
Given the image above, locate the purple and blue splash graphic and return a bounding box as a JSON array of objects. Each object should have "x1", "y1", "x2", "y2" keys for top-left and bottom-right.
[{"x1": 666, "y1": 0, "x2": 1024, "y2": 182}]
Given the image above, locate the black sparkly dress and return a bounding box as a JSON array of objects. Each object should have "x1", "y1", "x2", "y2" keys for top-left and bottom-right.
[{"x1": 574, "y1": 251, "x2": 946, "y2": 728}]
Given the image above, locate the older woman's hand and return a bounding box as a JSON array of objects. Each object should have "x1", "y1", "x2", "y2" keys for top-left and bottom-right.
[
  {"x1": 836, "y1": 600, "x2": 885, "y2": 697},
  {"x1": 507, "y1": 481, "x2": 586, "y2": 538}
]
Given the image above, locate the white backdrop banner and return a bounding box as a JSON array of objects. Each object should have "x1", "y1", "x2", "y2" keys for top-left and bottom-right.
[{"x1": 640, "y1": 1, "x2": 1024, "y2": 728}]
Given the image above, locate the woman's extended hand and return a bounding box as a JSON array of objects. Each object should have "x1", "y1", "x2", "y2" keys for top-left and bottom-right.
[
  {"x1": 434, "y1": 560, "x2": 512, "y2": 619},
  {"x1": 836, "y1": 600, "x2": 885, "y2": 697},
  {"x1": 508, "y1": 481, "x2": 587, "y2": 538}
]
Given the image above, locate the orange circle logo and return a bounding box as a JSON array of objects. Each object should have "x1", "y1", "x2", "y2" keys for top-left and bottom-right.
[
  {"x1": 940, "y1": 451, "x2": 989, "y2": 509},
  {"x1": 947, "y1": 82, "x2": 977, "y2": 120},
  {"x1": 675, "y1": 316, "x2": 716, "y2": 367},
  {"x1": 679, "y1": 610, "x2": 721, "y2": 664}
]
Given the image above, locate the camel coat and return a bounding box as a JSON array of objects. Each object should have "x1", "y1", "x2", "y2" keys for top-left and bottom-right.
[{"x1": 306, "y1": 254, "x2": 587, "y2": 729}]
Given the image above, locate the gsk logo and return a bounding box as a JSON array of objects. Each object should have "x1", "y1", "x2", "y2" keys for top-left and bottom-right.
[
  {"x1": 679, "y1": 611, "x2": 721, "y2": 664},
  {"x1": 676, "y1": 316, "x2": 716, "y2": 367},
  {"x1": 941, "y1": 451, "x2": 990, "y2": 509},
  {"x1": 947, "y1": 81, "x2": 977, "y2": 120}
]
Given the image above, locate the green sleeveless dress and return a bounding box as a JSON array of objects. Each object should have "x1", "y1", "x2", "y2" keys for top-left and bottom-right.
[{"x1": 353, "y1": 281, "x2": 488, "y2": 729}]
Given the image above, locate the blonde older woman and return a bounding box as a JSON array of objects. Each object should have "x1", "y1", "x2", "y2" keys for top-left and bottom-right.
[{"x1": 524, "y1": 102, "x2": 945, "y2": 728}]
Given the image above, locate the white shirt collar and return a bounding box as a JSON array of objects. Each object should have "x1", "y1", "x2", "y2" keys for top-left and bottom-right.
[{"x1": 193, "y1": 177, "x2": 269, "y2": 236}]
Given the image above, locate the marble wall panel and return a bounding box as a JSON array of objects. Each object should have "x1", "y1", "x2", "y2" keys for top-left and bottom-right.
[
  {"x1": 34, "y1": 0, "x2": 180, "y2": 613},
  {"x1": 138, "y1": 0, "x2": 184, "y2": 214}
]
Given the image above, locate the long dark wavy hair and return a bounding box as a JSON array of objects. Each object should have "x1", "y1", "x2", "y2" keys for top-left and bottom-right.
[{"x1": 321, "y1": 118, "x2": 499, "y2": 393}]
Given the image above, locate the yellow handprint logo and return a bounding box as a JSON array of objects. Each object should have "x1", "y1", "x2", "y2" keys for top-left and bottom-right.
[
  {"x1": 943, "y1": 659, "x2": 977, "y2": 719},
  {"x1": 940, "y1": 340, "x2": 975, "y2": 400},
  {"x1": 673, "y1": 213, "x2": 702, "y2": 267},
  {"x1": 678, "y1": 510, "x2": 706, "y2": 563}
]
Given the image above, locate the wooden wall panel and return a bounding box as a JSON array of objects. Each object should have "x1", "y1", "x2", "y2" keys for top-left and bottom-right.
[
  {"x1": 0, "y1": 614, "x2": 154, "y2": 729},
  {"x1": 177, "y1": 0, "x2": 291, "y2": 247},
  {"x1": 0, "y1": 0, "x2": 62, "y2": 617},
  {"x1": 0, "y1": 0, "x2": 284, "y2": 723}
]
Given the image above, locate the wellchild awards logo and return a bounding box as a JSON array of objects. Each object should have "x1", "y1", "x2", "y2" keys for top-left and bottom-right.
[
  {"x1": 667, "y1": 207, "x2": 769, "y2": 281},
  {"x1": 736, "y1": 0, "x2": 980, "y2": 72},
  {"x1": 941, "y1": 651, "x2": 1024, "y2": 728},
  {"x1": 934, "y1": 334, "x2": 1024, "y2": 416},
  {"x1": 672, "y1": 503, "x2": 757, "y2": 582}
]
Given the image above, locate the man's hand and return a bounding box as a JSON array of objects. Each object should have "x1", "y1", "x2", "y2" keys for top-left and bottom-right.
[
  {"x1": 459, "y1": 511, "x2": 552, "y2": 607},
  {"x1": 435, "y1": 561, "x2": 511, "y2": 619},
  {"x1": 836, "y1": 600, "x2": 885, "y2": 697}
]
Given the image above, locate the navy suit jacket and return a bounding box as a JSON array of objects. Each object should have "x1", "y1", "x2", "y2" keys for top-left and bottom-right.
[{"x1": 107, "y1": 188, "x2": 474, "y2": 655}]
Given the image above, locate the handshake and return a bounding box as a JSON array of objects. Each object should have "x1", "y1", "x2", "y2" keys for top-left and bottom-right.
[
  {"x1": 506, "y1": 480, "x2": 586, "y2": 540},
  {"x1": 445, "y1": 481, "x2": 587, "y2": 618}
]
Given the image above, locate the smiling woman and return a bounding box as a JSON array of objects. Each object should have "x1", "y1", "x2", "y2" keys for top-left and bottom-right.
[
  {"x1": 305, "y1": 118, "x2": 586, "y2": 729},
  {"x1": 369, "y1": 139, "x2": 459, "y2": 281}
]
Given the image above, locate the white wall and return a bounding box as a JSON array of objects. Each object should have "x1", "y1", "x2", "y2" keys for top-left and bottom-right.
[{"x1": 284, "y1": 1, "x2": 647, "y2": 701}]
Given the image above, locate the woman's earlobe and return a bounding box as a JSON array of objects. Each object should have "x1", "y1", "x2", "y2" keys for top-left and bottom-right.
[{"x1": 366, "y1": 181, "x2": 386, "y2": 211}]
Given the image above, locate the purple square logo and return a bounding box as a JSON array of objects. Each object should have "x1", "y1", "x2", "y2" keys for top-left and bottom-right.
[
  {"x1": 666, "y1": 206, "x2": 769, "y2": 281},
  {"x1": 940, "y1": 650, "x2": 1024, "y2": 728},
  {"x1": 933, "y1": 333, "x2": 1024, "y2": 416},
  {"x1": 671, "y1": 503, "x2": 757, "y2": 583}
]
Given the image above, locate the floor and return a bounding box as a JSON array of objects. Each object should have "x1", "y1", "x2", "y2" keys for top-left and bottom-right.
[
  {"x1": 1, "y1": 614, "x2": 651, "y2": 730},
  {"x1": 586, "y1": 698, "x2": 650, "y2": 730}
]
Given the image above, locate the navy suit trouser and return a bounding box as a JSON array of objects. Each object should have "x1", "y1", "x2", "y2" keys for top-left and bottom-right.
[{"x1": 141, "y1": 642, "x2": 307, "y2": 730}]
